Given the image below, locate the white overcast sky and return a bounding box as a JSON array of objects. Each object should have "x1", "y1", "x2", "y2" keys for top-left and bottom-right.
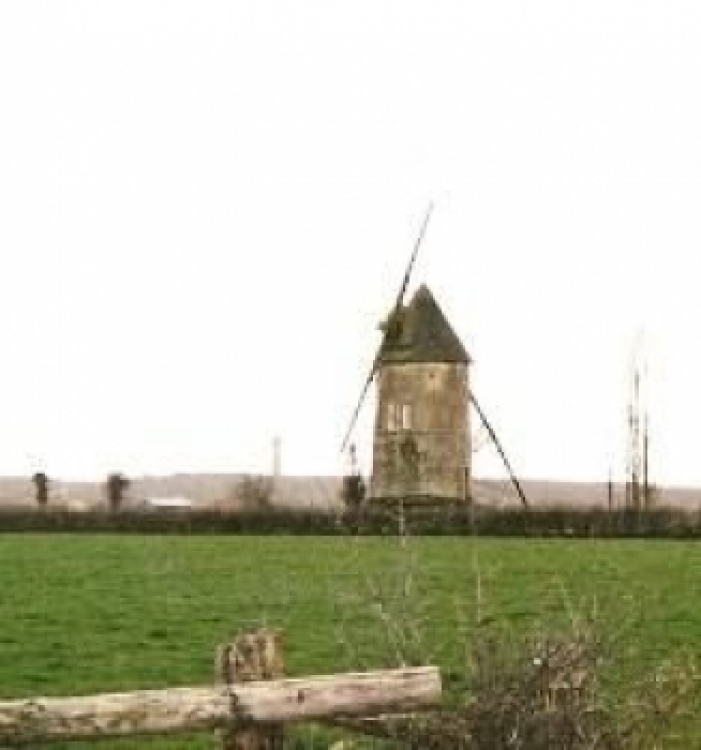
[{"x1": 0, "y1": 1, "x2": 700, "y2": 484}]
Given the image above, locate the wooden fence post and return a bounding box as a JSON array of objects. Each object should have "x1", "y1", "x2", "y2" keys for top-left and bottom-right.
[{"x1": 216, "y1": 628, "x2": 285, "y2": 750}]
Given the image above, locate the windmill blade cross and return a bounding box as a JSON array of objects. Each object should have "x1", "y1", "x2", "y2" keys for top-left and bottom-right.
[{"x1": 339, "y1": 202, "x2": 435, "y2": 455}]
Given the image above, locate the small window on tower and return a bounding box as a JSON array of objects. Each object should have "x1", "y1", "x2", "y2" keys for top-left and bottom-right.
[{"x1": 402, "y1": 404, "x2": 413, "y2": 430}]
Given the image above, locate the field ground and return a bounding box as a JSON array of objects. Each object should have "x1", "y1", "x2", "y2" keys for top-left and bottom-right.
[{"x1": 0, "y1": 535, "x2": 700, "y2": 748}]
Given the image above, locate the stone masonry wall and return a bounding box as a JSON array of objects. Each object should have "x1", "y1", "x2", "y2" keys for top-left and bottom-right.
[{"x1": 370, "y1": 362, "x2": 470, "y2": 501}]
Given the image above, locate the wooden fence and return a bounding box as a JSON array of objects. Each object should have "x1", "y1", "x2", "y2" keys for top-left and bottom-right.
[{"x1": 0, "y1": 628, "x2": 441, "y2": 748}]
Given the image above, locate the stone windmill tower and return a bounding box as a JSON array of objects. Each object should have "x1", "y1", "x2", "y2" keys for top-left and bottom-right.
[
  {"x1": 370, "y1": 284, "x2": 471, "y2": 502},
  {"x1": 341, "y1": 205, "x2": 529, "y2": 509}
]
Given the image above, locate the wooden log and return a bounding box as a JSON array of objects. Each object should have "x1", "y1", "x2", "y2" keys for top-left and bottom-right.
[{"x1": 0, "y1": 666, "x2": 441, "y2": 745}]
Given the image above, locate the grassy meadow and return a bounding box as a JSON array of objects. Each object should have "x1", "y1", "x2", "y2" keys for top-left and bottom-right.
[{"x1": 0, "y1": 535, "x2": 700, "y2": 748}]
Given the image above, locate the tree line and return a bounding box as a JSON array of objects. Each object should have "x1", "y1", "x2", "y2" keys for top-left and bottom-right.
[{"x1": 31, "y1": 472, "x2": 130, "y2": 511}]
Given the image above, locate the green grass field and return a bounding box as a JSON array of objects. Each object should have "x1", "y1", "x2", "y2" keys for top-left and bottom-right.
[{"x1": 0, "y1": 535, "x2": 700, "y2": 748}]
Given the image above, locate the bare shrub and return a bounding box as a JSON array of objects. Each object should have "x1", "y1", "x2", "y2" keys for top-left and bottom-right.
[
  {"x1": 332, "y1": 532, "x2": 700, "y2": 749},
  {"x1": 411, "y1": 620, "x2": 611, "y2": 749},
  {"x1": 105, "y1": 472, "x2": 130, "y2": 511},
  {"x1": 341, "y1": 474, "x2": 366, "y2": 511},
  {"x1": 31, "y1": 472, "x2": 49, "y2": 509},
  {"x1": 404, "y1": 621, "x2": 698, "y2": 749},
  {"x1": 232, "y1": 475, "x2": 274, "y2": 512}
]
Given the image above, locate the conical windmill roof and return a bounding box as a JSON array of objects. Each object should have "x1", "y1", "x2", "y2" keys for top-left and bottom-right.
[{"x1": 379, "y1": 284, "x2": 471, "y2": 365}]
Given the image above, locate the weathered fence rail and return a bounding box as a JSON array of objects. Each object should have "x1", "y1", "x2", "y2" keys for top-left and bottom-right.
[{"x1": 0, "y1": 667, "x2": 440, "y2": 746}]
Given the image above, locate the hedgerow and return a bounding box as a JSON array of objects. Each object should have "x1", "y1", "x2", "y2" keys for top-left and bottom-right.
[{"x1": 0, "y1": 504, "x2": 700, "y2": 537}]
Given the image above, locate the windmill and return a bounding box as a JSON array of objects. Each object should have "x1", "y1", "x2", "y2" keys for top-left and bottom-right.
[{"x1": 340, "y1": 206, "x2": 529, "y2": 509}]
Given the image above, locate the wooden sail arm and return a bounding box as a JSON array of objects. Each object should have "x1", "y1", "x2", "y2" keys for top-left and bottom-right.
[{"x1": 470, "y1": 391, "x2": 529, "y2": 510}]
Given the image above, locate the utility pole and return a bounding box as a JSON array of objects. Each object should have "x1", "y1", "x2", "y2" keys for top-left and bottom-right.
[
  {"x1": 643, "y1": 413, "x2": 651, "y2": 509},
  {"x1": 272, "y1": 435, "x2": 282, "y2": 481},
  {"x1": 625, "y1": 334, "x2": 651, "y2": 512},
  {"x1": 625, "y1": 365, "x2": 641, "y2": 511}
]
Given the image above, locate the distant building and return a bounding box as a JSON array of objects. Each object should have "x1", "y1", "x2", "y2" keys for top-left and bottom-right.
[
  {"x1": 370, "y1": 285, "x2": 471, "y2": 503},
  {"x1": 140, "y1": 496, "x2": 194, "y2": 511},
  {"x1": 65, "y1": 499, "x2": 92, "y2": 512}
]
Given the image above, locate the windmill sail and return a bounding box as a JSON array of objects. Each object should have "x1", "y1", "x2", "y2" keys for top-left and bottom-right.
[
  {"x1": 339, "y1": 203, "x2": 434, "y2": 454},
  {"x1": 470, "y1": 392, "x2": 529, "y2": 510},
  {"x1": 390, "y1": 203, "x2": 434, "y2": 319}
]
